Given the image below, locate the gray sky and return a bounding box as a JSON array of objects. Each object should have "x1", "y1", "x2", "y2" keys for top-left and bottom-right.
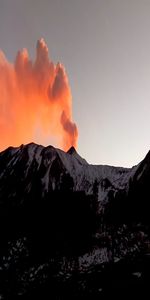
[{"x1": 1, "y1": 0, "x2": 150, "y2": 167}]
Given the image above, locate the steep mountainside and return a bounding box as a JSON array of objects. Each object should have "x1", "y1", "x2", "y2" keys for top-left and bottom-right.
[
  {"x1": 0, "y1": 142, "x2": 138, "y2": 206},
  {"x1": 0, "y1": 143, "x2": 149, "y2": 299}
]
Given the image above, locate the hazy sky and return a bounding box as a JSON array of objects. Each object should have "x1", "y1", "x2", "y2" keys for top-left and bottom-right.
[{"x1": 1, "y1": 0, "x2": 150, "y2": 167}]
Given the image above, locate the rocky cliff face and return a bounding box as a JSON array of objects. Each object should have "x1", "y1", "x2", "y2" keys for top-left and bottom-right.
[{"x1": 0, "y1": 143, "x2": 149, "y2": 299}]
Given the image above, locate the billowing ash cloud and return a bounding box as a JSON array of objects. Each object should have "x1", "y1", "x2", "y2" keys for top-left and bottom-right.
[{"x1": 0, "y1": 39, "x2": 78, "y2": 151}]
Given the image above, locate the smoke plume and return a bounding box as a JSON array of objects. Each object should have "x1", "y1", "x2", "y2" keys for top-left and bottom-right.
[{"x1": 0, "y1": 39, "x2": 78, "y2": 151}]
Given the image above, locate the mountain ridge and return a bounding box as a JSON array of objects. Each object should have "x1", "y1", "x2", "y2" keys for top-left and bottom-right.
[{"x1": 0, "y1": 142, "x2": 150, "y2": 298}]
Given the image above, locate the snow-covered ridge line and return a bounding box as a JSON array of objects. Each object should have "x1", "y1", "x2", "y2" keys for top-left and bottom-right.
[{"x1": 0, "y1": 142, "x2": 146, "y2": 205}]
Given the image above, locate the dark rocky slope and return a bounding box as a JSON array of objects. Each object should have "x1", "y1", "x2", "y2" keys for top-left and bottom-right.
[{"x1": 0, "y1": 143, "x2": 149, "y2": 299}]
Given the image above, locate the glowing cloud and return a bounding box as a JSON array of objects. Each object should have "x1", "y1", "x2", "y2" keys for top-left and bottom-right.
[{"x1": 0, "y1": 39, "x2": 78, "y2": 151}]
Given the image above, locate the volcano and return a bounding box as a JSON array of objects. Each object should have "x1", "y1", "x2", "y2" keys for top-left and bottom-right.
[{"x1": 0, "y1": 143, "x2": 149, "y2": 298}]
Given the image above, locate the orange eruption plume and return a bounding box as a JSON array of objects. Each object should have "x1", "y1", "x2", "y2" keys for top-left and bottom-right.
[{"x1": 0, "y1": 39, "x2": 78, "y2": 151}]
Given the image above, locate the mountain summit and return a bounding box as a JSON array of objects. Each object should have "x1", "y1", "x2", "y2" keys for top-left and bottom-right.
[{"x1": 67, "y1": 146, "x2": 77, "y2": 154}]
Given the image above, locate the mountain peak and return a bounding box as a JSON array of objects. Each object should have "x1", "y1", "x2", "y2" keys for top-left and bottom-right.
[{"x1": 67, "y1": 146, "x2": 77, "y2": 155}]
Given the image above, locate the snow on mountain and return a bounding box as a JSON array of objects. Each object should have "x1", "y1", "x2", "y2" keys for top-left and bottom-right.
[
  {"x1": 0, "y1": 143, "x2": 150, "y2": 299},
  {"x1": 0, "y1": 142, "x2": 145, "y2": 209}
]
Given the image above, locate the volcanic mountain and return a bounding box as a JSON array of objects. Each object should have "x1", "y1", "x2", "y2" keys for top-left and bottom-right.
[{"x1": 0, "y1": 143, "x2": 149, "y2": 299}]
